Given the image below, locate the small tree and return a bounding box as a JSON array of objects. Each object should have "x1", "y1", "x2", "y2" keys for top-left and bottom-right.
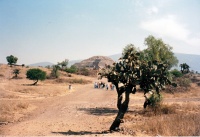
[
  {"x1": 50, "y1": 65, "x2": 60, "y2": 78},
  {"x1": 26, "y1": 68, "x2": 46, "y2": 85},
  {"x1": 180, "y1": 63, "x2": 190, "y2": 74},
  {"x1": 6, "y1": 55, "x2": 18, "y2": 66},
  {"x1": 58, "y1": 59, "x2": 68, "y2": 70},
  {"x1": 13, "y1": 69, "x2": 20, "y2": 78}
]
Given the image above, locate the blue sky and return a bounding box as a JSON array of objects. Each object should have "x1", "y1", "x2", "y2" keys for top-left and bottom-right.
[{"x1": 0, "y1": 0, "x2": 200, "y2": 65}]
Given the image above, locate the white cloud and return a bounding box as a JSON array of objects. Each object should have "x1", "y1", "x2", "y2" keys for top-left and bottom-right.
[
  {"x1": 140, "y1": 15, "x2": 200, "y2": 48},
  {"x1": 147, "y1": 6, "x2": 158, "y2": 15}
]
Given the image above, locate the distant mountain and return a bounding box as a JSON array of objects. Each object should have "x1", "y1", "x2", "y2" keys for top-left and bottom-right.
[
  {"x1": 28, "y1": 53, "x2": 200, "y2": 73},
  {"x1": 109, "y1": 53, "x2": 122, "y2": 62},
  {"x1": 68, "y1": 60, "x2": 82, "y2": 67},
  {"x1": 29, "y1": 62, "x2": 55, "y2": 67},
  {"x1": 109, "y1": 53, "x2": 200, "y2": 73}
]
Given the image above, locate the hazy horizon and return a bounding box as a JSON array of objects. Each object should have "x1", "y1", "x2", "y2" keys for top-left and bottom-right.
[{"x1": 1, "y1": 0, "x2": 200, "y2": 65}]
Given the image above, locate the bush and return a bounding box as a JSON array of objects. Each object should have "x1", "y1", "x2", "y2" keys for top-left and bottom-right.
[
  {"x1": 77, "y1": 67, "x2": 89, "y2": 76},
  {"x1": 148, "y1": 93, "x2": 163, "y2": 108},
  {"x1": 65, "y1": 65, "x2": 78, "y2": 73},
  {"x1": 170, "y1": 69, "x2": 183, "y2": 78},
  {"x1": 176, "y1": 77, "x2": 191, "y2": 88}
]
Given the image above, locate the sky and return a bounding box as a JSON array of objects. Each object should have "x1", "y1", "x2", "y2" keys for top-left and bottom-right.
[{"x1": 0, "y1": 0, "x2": 200, "y2": 65}]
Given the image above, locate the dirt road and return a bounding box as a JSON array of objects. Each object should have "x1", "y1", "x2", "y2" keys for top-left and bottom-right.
[
  {"x1": 1, "y1": 83, "x2": 123, "y2": 136},
  {"x1": 1, "y1": 82, "x2": 200, "y2": 136}
]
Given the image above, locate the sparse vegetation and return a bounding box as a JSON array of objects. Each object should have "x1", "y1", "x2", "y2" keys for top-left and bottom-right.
[
  {"x1": 77, "y1": 67, "x2": 90, "y2": 76},
  {"x1": 132, "y1": 103, "x2": 200, "y2": 136},
  {"x1": 55, "y1": 78, "x2": 91, "y2": 84},
  {"x1": 0, "y1": 101, "x2": 29, "y2": 123}
]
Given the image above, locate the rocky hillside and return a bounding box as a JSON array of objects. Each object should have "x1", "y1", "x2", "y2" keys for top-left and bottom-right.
[{"x1": 74, "y1": 56, "x2": 114, "y2": 69}]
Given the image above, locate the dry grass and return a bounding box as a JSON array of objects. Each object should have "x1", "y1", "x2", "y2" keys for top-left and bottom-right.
[
  {"x1": 54, "y1": 78, "x2": 91, "y2": 84},
  {"x1": 138, "y1": 113, "x2": 200, "y2": 136},
  {"x1": 0, "y1": 101, "x2": 29, "y2": 122},
  {"x1": 130, "y1": 103, "x2": 200, "y2": 136}
]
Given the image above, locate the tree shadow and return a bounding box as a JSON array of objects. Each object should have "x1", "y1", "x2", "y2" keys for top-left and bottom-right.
[
  {"x1": 78, "y1": 107, "x2": 135, "y2": 116},
  {"x1": 78, "y1": 107, "x2": 118, "y2": 116},
  {"x1": 22, "y1": 84, "x2": 39, "y2": 86},
  {"x1": 52, "y1": 130, "x2": 110, "y2": 135}
]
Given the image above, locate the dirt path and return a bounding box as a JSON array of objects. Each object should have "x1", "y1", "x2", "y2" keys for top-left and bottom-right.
[
  {"x1": 1, "y1": 84, "x2": 121, "y2": 136},
  {"x1": 1, "y1": 83, "x2": 200, "y2": 136}
]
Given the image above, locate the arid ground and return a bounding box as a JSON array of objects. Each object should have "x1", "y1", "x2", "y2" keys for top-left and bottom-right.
[{"x1": 0, "y1": 64, "x2": 200, "y2": 136}]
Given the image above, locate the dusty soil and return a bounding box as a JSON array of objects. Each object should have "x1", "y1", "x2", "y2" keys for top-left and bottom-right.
[{"x1": 0, "y1": 65, "x2": 200, "y2": 136}]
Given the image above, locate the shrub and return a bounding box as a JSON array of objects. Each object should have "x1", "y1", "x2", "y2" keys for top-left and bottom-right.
[
  {"x1": 148, "y1": 93, "x2": 163, "y2": 108},
  {"x1": 170, "y1": 69, "x2": 183, "y2": 78},
  {"x1": 176, "y1": 77, "x2": 191, "y2": 88},
  {"x1": 77, "y1": 67, "x2": 89, "y2": 76},
  {"x1": 65, "y1": 65, "x2": 78, "y2": 73}
]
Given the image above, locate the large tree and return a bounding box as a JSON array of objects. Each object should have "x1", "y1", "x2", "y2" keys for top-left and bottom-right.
[
  {"x1": 6, "y1": 55, "x2": 18, "y2": 66},
  {"x1": 142, "y1": 35, "x2": 178, "y2": 70},
  {"x1": 99, "y1": 45, "x2": 176, "y2": 131},
  {"x1": 26, "y1": 68, "x2": 46, "y2": 85}
]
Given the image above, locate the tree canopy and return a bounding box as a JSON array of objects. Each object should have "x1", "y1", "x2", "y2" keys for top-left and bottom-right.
[
  {"x1": 142, "y1": 35, "x2": 178, "y2": 70},
  {"x1": 26, "y1": 68, "x2": 46, "y2": 85},
  {"x1": 6, "y1": 55, "x2": 18, "y2": 66},
  {"x1": 58, "y1": 59, "x2": 68, "y2": 70},
  {"x1": 180, "y1": 63, "x2": 190, "y2": 74}
]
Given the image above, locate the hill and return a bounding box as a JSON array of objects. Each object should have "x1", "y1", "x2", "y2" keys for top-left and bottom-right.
[
  {"x1": 29, "y1": 62, "x2": 54, "y2": 67},
  {"x1": 108, "y1": 53, "x2": 200, "y2": 72}
]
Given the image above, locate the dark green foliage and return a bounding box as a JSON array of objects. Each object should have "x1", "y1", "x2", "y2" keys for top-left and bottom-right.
[
  {"x1": 170, "y1": 69, "x2": 183, "y2": 77},
  {"x1": 180, "y1": 63, "x2": 190, "y2": 74},
  {"x1": 6, "y1": 55, "x2": 18, "y2": 66},
  {"x1": 65, "y1": 65, "x2": 78, "y2": 73},
  {"x1": 26, "y1": 68, "x2": 46, "y2": 85},
  {"x1": 13, "y1": 69, "x2": 20, "y2": 78}
]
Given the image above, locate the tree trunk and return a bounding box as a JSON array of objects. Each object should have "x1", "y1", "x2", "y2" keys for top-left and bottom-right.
[
  {"x1": 33, "y1": 79, "x2": 38, "y2": 85},
  {"x1": 110, "y1": 87, "x2": 131, "y2": 131},
  {"x1": 114, "y1": 82, "x2": 124, "y2": 110}
]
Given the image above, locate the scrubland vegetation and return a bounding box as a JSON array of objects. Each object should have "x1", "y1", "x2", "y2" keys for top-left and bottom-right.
[{"x1": 1, "y1": 36, "x2": 200, "y2": 136}]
